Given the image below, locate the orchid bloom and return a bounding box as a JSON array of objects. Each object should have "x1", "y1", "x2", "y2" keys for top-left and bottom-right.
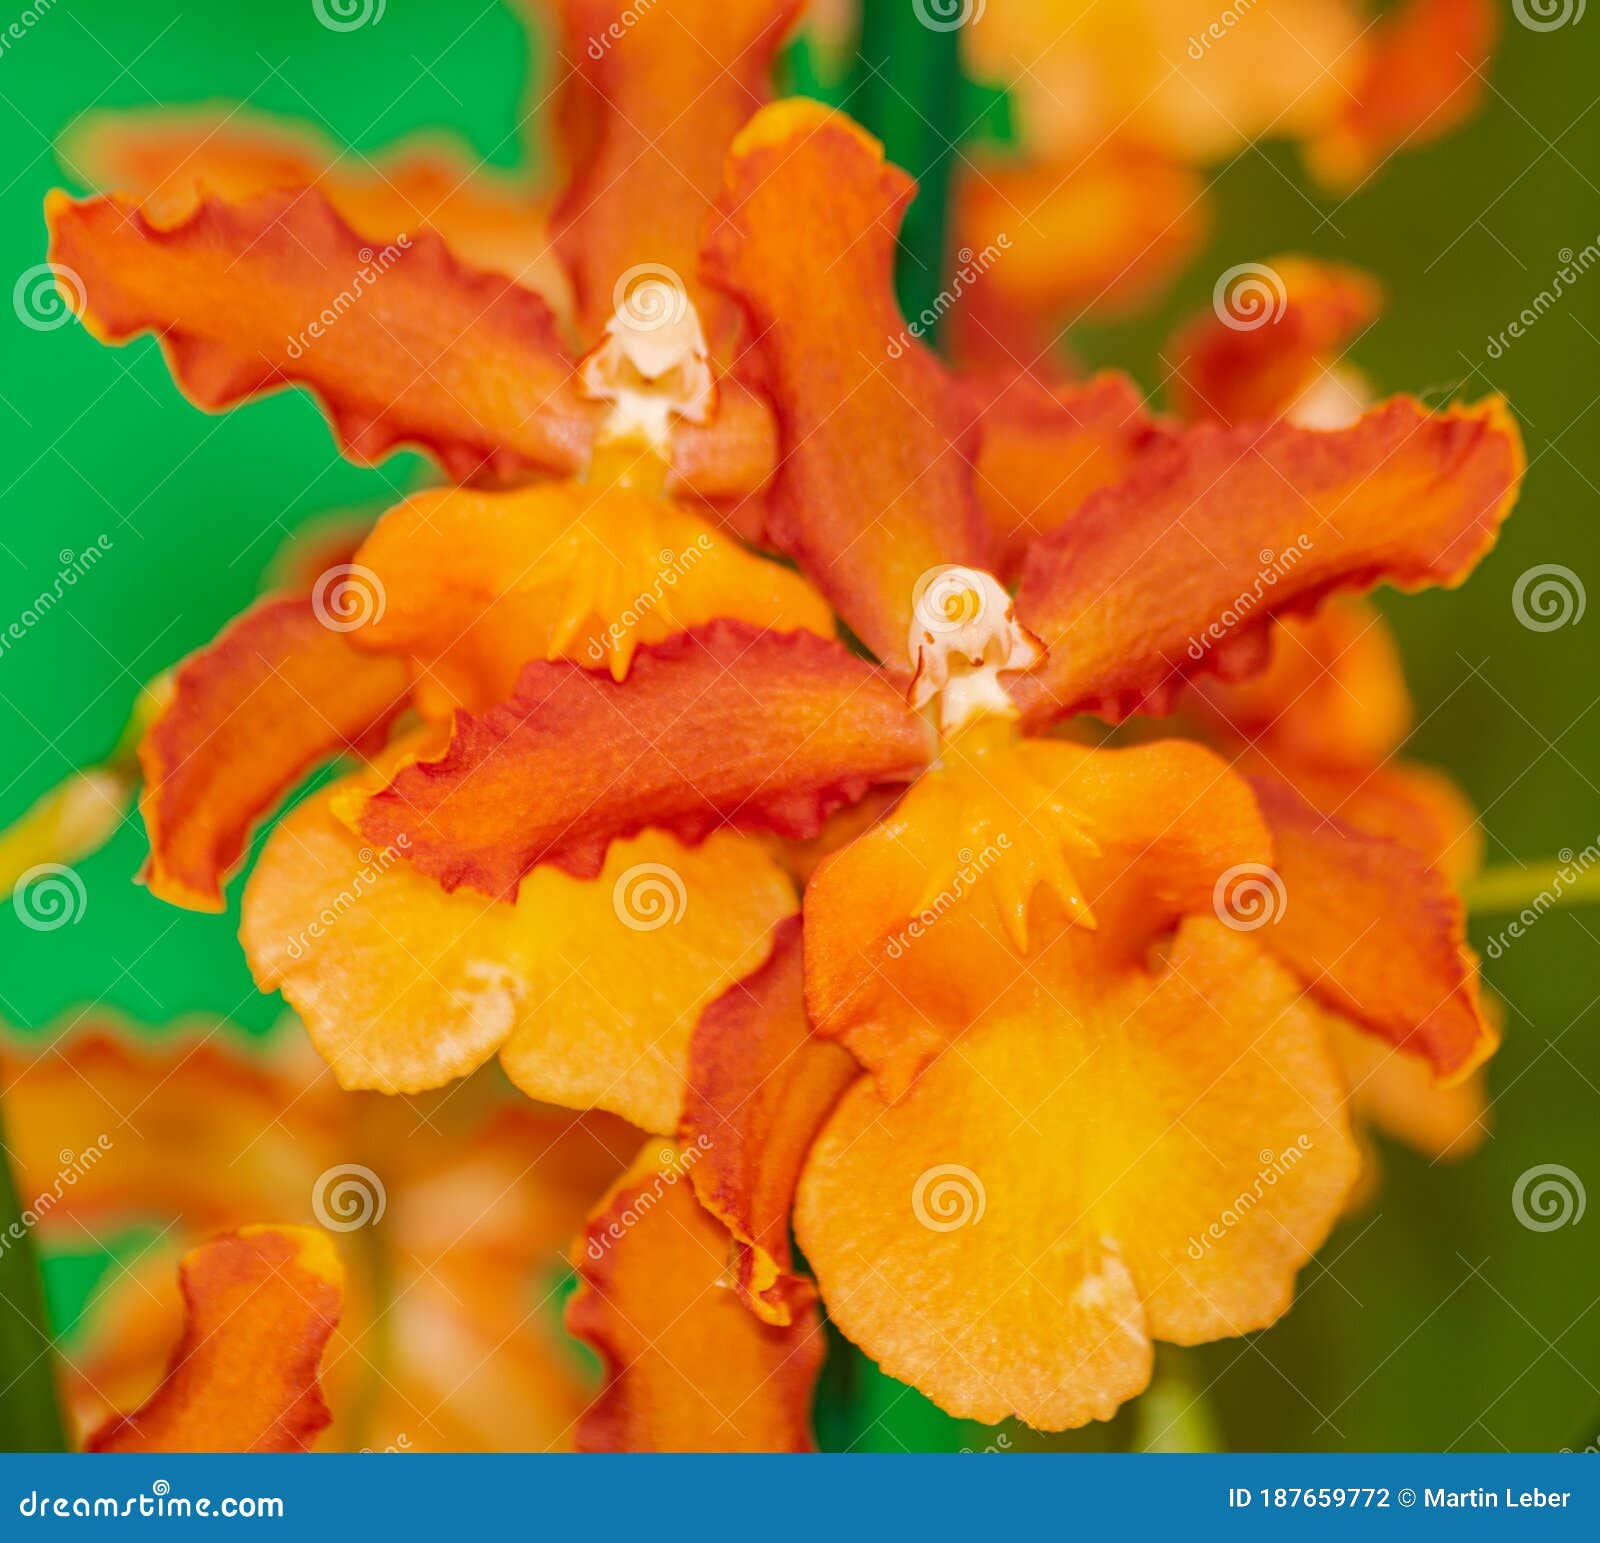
[
  {"x1": 951, "y1": 0, "x2": 1500, "y2": 359},
  {"x1": 32, "y1": 0, "x2": 1526, "y2": 1448},
  {"x1": 2, "y1": 1022, "x2": 629, "y2": 1451}
]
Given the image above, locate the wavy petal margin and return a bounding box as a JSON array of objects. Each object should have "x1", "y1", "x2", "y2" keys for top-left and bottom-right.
[
  {"x1": 682, "y1": 916, "x2": 857, "y2": 1324},
  {"x1": 138, "y1": 595, "x2": 410, "y2": 911},
  {"x1": 567, "y1": 1141, "x2": 822, "y2": 1451},
  {"x1": 1013, "y1": 396, "x2": 1524, "y2": 725},
  {"x1": 47, "y1": 187, "x2": 593, "y2": 482},
  {"x1": 357, "y1": 621, "x2": 932, "y2": 896},
  {"x1": 87, "y1": 1226, "x2": 342, "y2": 1454},
  {"x1": 703, "y1": 99, "x2": 990, "y2": 667}
]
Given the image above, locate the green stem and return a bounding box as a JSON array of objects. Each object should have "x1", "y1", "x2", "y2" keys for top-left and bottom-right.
[
  {"x1": 847, "y1": 0, "x2": 966, "y2": 336},
  {"x1": 0, "y1": 1110, "x2": 71, "y2": 1452},
  {"x1": 1134, "y1": 1346, "x2": 1222, "y2": 1453},
  {"x1": 1465, "y1": 858, "x2": 1600, "y2": 916}
]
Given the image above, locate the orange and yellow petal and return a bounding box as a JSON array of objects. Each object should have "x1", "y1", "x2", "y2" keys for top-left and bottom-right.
[
  {"x1": 682, "y1": 916, "x2": 857, "y2": 1324},
  {"x1": 138, "y1": 595, "x2": 410, "y2": 911},
  {"x1": 804, "y1": 732, "x2": 1273, "y2": 1100},
  {"x1": 551, "y1": 0, "x2": 796, "y2": 345},
  {"x1": 1013, "y1": 396, "x2": 1525, "y2": 725},
  {"x1": 796, "y1": 921, "x2": 1357, "y2": 1429},
  {"x1": 63, "y1": 107, "x2": 572, "y2": 313},
  {"x1": 1304, "y1": 0, "x2": 1499, "y2": 192},
  {"x1": 349, "y1": 480, "x2": 831, "y2": 711},
  {"x1": 88, "y1": 1226, "x2": 343, "y2": 1454},
  {"x1": 243, "y1": 762, "x2": 794, "y2": 1132},
  {"x1": 1249, "y1": 775, "x2": 1494, "y2": 1080},
  {"x1": 1165, "y1": 257, "x2": 1383, "y2": 426},
  {"x1": 47, "y1": 188, "x2": 594, "y2": 482},
  {"x1": 356, "y1": 621, "x2": 932, "y2": 896},
  {"x1": 703, "y1": 100, "x2": 990, "y2": 667},
  {"x1": 569, "y1": 1141, "x2": 822, "y2": 1451},
  {"x1": 968, "y1": 370, "x2": 1175, "y2": 579},
  {"x1": 950, "y1": 149, "x2": 1210, "y2": 356},
  {"x1": 1329, "y1": 1016, "x2": 1489, "y2": 1163}
]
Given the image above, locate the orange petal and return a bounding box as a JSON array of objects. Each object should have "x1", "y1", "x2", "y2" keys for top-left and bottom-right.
[
  {"x1": 349, "y1": 480, "x2": 831, "y2": 711},
  {"x1": 969, "y1": 369, "x2": 1175, "y2": 579},
  {"x1": 356, "y1": 621, "x2": 932, "y2": 896},
  {"x1": 1013, "y1": 396, "x2": 1525, "y2": 725},
  {"x1": 1305, "y1": 0, "x2": 1500, "y2": 192},
  {"x1": 47, "y1": 187, "x2": 594, "y2": 482},
  {"x1": 63, "y1": 107, "x2": 573, "y2": 312},
  {"x1": 87, "y1": 1226, "x2": 342, "y2": 1453},
  {"x1": 568, "y1": 1141, "x2": 822, "y2": 1451},
  {"x1": 804, "y1": 731, "x2": 1273, "y2": 1100},
  {"x1": 949, "y1": 148, "x2": 1210, "y2": 358},
  {"x1": 550, "y1": 0, "x2": 797, "y2": 343},
  {"x1": 243, "y1": 762, "x2": 793, "y2": 1131},
  {"x1": 1328, "y1": 1016, "x2": 1489, "y2": 1162},
  {"x1": 682, "y1": 916, "x2": 857, "y2": 1325},
  {"x1": 1250, "y1": 774, "x2": 1494, "y2": 1079},
  {"x1": 138, "y1": 594, "x2": 410, "y2": 911},
  {"x1": 1165, "y1": 257, "x2": 1382, "y2": 425},
  {"x1": 796, "y1": 920, "x2": 1357, "y2": 1429},
  {"x1": 703, "y1": 100, "x2": 990, "y2": 666},
  {"x1": 1184, "y1": 596, "x2": 1412, "y2": 771}
]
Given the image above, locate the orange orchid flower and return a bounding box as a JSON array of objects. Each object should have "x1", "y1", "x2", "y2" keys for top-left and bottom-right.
[
  {"x1": 32, "y1": 0, "x2": 1526, "y2": 1446},
  {"x1": 951, "y1": 0, "x2": 1500, "y2": 359}
]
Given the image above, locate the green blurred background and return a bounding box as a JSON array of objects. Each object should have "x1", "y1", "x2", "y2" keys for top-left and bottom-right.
[{"x1": 0, "y1": 0, "x2": 1596, "y2": 1453}]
